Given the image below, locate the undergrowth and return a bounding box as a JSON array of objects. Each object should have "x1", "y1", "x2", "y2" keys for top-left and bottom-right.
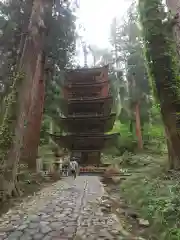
[{"x1": 120, "y1": 153, "x2": 180, "y2": 240}]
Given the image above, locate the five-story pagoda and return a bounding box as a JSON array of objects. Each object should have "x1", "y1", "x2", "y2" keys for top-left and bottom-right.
[{"x1": 51, "y1": 65, "x2": 119, "y2": 164}]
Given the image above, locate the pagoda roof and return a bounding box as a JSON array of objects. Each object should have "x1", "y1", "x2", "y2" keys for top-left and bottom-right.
[
  {"x1": 50, "y1": 133, "x2": 119, "y2": 151},
  {"x1": 64, "y1": 65, "x2": 109, "y2": 85},
  {"x1": 59, "y1": 96, "x2": 113, "y2": 117},
  {"x1": 65, "y1": 65, "x2": 108, "y2": 76},
  {"x1": 65, "y1": 95, "x2": 113, "y2": 103},
  {"x1": 63, "y1": 80, "x2": 109, "y2": 88},
  {"x1": 55, "y1": 113, "x2": 116, "y2": 133}
]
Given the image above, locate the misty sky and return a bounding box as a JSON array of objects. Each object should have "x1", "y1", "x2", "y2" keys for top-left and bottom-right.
[{"x1": 76, "y1": 0, "x2": 131, "y2": 65}]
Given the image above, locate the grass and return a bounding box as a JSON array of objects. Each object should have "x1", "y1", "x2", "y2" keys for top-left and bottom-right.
[
  {"x1": 106, "y1": 121, "x2": 175, "y2": 238},
  {"x1": 119, "y1": 153, "x2": 180, "y2": 240}
]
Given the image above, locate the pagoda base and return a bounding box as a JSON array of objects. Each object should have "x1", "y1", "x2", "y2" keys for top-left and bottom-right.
[{"x1": 70, "y1": 151, "x2": 101, "y2": 165}]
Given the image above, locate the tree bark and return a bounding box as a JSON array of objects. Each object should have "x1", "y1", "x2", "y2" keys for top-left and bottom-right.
[
  {"x1": 135, "y1": 102, "x2": 143, "y2": 149},
  {"x1": 0, "y1": 0, "x2": 50, "y2": 200},
  {"x1": 22, "y1": 54, "x2": 45, "y2": 169},
  {"x1": 165, "y1": 128, "x2": 175, "y2": 169},
  {"x1": 161, "y1": 104, "x2": 180, "y2": 169},
  {"x1": 130, "y1": 74, "x2": 143, "y2": 149},
  {"x1": 20, "y1": 0, "x2": 53, "y2": 169},
  {"x1": 164, "y1": 0, "x2": 180, "y2": 168},
  {"x1": 139, "y1": 0, "x2": 180, "y2": 169},
  {"x1": 166, "y1": 0, "x2": 180, "y2": 55}
]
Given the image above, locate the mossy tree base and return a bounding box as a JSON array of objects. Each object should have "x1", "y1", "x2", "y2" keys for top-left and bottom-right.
[
  {"x1": 0, "y1": 175, "x2": 22, "y2": 201},
  {"x1": 0, "y1": 73, "x2": 24, "y2": 201}
]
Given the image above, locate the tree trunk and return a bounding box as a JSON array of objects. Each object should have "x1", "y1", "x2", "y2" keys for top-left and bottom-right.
[
  {"x1": 0, "y1": 0, "x2": 49, "y2": 200},
  {"x1": 20, "y1": 0, "x2": 53, "y2": 169},
  {"x1": 165, "y1": 0, "x2": 180, "y2": 168},
  {"x1": 0, "y1": 76, "x2": 25, "y2": 201},
  {"x1": 130, "y1": 74, "x2": 143, "y2": 149},
  {"x1": 21, "y1": 54, "x2": 46, "y2": 169},
  {"x1": 166, "y1": 0, "x2": 180, "y2": 55},
  {"x1": 139, "y1": 0, "x2": 180, "y2": 169},
  {"x1": 165, "y1": 128, "x2": 175, "y2": 169},
  {"x1": 135, "y1": 102, "x2": 143, "y2": 149},
  {"x1": 161, "y1": 104, "x2": 180, "y2": 169}
]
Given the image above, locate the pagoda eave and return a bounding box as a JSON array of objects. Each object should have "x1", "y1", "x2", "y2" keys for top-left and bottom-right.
[
  {"x1": 59, "y1": 96, "x2": 113, "y2": 116},
  {"x1": 63, "y1": 84, "x2": 109, "y2": 99},
  {"x1": 50, "y1": 133, "x2": 119, "y2": 151},
  {"x1": 63, "y1": 81, "x2": 109, "y2": 88},
  {"x1": 63, "y1": 79, "x2": 109, "y2": 87},
  {"x1": 55, "y1": 113, "x2": 116, "y2": 133},
  {"x1": 65, "y1": 65, "x2": 108, "y2": 84},
  {"x1": 58, "y1": 113, "x2": 116, "y2": 121},
  {"x1": 66, "y1": 65, "x2": 108, "y2": 74},
  {"x1": 67, "y1": 95, "x2": 113, "y2": 103}
]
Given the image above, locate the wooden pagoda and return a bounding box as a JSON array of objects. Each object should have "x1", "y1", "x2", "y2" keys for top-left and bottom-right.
[{"x1": 51, "y1": 65, "x2": 119, "y2": 164}]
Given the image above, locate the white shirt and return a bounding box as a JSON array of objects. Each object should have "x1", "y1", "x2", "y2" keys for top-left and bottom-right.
[
  {"x1": 59, "y1": 159, "x2": 63, "y2": 170},
  {"x1": 70, "y1": 161, "x2": 78, "y2": 171}
]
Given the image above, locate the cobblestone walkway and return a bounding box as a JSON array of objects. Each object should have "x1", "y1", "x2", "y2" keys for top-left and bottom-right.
[{"x1": 0, "y1": 176, "x2": 127, "y2": 240}]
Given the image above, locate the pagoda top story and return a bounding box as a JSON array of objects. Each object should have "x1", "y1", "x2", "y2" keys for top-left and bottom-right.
[{"x1": 64, "y1": 65, "x2": 109, "y2": 85}]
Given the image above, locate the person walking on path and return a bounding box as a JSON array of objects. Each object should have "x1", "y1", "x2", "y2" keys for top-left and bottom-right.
[{"x1": 69, "y1": 158, "x2": 79, "y2": 179}]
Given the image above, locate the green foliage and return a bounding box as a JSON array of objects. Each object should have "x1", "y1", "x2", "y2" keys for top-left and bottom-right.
[
  {"x1": 40, "y1": 117, "x2": 51, "y2": 145},
  {"x1": 109, "y1": 72, "x2": 124, "y2": 116},
  {"x1": 0, "y1": 0, "x2": 77, "y2": 146},
  {"x1": 0, "y1": 0, "x2": 32, "y2": 100},
  {"x1": 110, "y1": 3, "x2": 151, "y2": 133},
  {"x1": 119, "y1": 108, "x2": 129, "y2": 124},
  {"x1": 38, "y1": 145, "x2": 55, "y2": 165},
  {"x1": 108, "y1": 121, "x2": 137, "y2": 155},
  {"x1": 41, "y1": 3, "x2": 77, "y2": 143},
  {"x1": 143, "y1": 103, "x2": 164, "y2": 146},
  {"x1": 0, "y1": 72, "x2": 24, "y2": 162},
  {"x1": 109, "y1": 117, "x2": 166, "y2": 156},
  {"x1": 144, "y1": 124, "x2": 164, "y2": 140},
  {"x1": 139, "y1": 0, "x2": 180, "y2": 105},
  {"x1": 121, "y1": 154, "x2": 180, "y2": 239}
]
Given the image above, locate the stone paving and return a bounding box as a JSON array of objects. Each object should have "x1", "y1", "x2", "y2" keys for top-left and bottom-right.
[{"x1": 0, "y1": 176, "x2": 129, "y2": 240}]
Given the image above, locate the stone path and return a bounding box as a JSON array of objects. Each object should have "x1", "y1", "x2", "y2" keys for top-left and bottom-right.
[{"x1": 0, "y1": 176, "x2": 129, "y2": 240}]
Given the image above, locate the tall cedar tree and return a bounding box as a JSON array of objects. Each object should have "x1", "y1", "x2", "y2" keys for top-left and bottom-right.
[{"x1": 139, "y1": 0, "x2": 180, "y2": 169}]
